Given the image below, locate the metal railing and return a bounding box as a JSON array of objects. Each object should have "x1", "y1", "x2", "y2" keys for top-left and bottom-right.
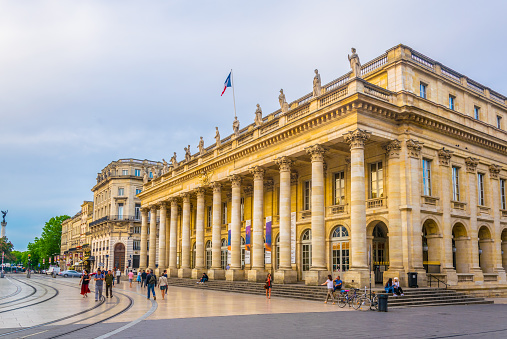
[{"x1": 427, "y1": 274, "x2": 448, "y2": 289}]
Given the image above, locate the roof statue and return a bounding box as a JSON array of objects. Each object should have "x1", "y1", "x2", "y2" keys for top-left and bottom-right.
[
  {"x1": 198, "y1": 136, "x2": 205, "y2": 155},
  {"x1": 233, "y1": 116, "x2": 240, "y2": 137},
  {"x1": 254, "y1": 104, "x2": 263, "y2": 127},
  {"x1": 278, "y1": 89, "x2": 289, "y2": 114},
  {"x1": 215, "y1": 127, "x2": 221, "y2": 147},
  {"x1": 313, "y1": 69, "x2": 322, "y2": 97},
  {"x1": 348, "y1": 47, "x2": 361, "y2": 78}
]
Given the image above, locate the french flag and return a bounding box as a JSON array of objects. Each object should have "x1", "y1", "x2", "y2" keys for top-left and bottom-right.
[{"x1": 221, "y1": 72, "x2": 232, "y2": 96}]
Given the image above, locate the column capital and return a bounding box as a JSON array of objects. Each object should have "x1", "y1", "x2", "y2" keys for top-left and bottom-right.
[
  {"x1": 141, "y1": 207, "x2": 150, "y2": 213},
  {"x1": 229, "y1": 175, "x2": 242, "y2": 188},
  {"x1": 264, "y1": 179, "x2": 274, "y2": 192},
  {"x1": 195, "y1": 187, "x2": 206, "y2": 198},
  {"x1": 159, "y1": 201, "x2": 168, "y2": 210},
  {"x1": 465, "y1": 157, "x2": 479, "y2": 173},
  {"x1": 243, "y1": 185, "x2": 253, "y2": 197},
  {"x1": 168, "y1": 197, "x2": 179, "y2": 206},
  {"x1": 210, "y1": 181, "x2": 222, "y2": 193},
  {"x1": 406, "y1": 139, "x2": 423, "y2": 158},
  {"x1": 384, "y1": 139, "x2": 402, "y2": 159},
  {"x1": 275, "y1": 156, "x2": 293, "y2": 172},
  {"x1": 489, "y1": 164, "x2": 502, "y2": 179},
  {"x1": 305, "y1": 144, "x2": 327, "y2": 162},
  {"x1": 290, "y1": 171, "x2": 299, "y2": 185},
  {"x1": 343, "y1": 128, "x2": 371, "y2": 149},
  {"x1": 180, "y1": 192, "x2": 191, "y2": 203},
  {"x1": 437, "y1": 147, "x2": 453, "y2": 166},
  {"x1": 250, "y1": 166, "x2": 265, "y2": 180}
]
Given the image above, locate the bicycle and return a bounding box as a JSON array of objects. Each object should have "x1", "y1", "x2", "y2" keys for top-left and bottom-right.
[
  {"x1": 337, "y1": 288, "x2": 361, "y2": 309},
  {"x1": 355, "y1": 287, "x2": 378, "y2": 311}
]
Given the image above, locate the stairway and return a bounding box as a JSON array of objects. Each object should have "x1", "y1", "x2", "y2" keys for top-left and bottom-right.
[{"x1": 166, "y1": 277, "x2": 493, "y2": 308}]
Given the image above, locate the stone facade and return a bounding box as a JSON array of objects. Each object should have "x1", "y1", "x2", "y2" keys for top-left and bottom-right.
[
  {"x1": 138, "y1": 44, "x2": 507, "y2": 289},
  {"x1": 60, "y1": 201, "x2": 93, "y2": 271}
]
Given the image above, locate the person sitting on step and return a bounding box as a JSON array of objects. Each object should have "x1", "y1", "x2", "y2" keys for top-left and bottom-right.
[
  {"x1": 393, "y1": 277, "x2": 404, "y2": 296},
  {"x1": 384, "y1": 278, "x2": 395, "y2": 295}
]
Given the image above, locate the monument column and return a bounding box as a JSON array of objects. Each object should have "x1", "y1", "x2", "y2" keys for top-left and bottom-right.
[
  {"x1": 157, "y1": 202, "x2": 167, "y2": 275},
  {"x1": 274, "y1": 156, "x2": 297, "y2": 284},
  {"x1": 139, "y1": 207, "x2": 149, "y2": 269},
  {"x1": 305, "y1": 144, "x2": 329, "y2": 285},
  {"x1": 179, "y1": 193, "x2": 191, "y2": 278},
  {"x1": 148, "y1": 205, "x2": 158, "y2": 270},
  {"x1": 248, "y1": 166, "x2": 266, "y2": 282},
  {"x1": 209, "y1": 182, "x2": 225, "y2": 279},
  {"x1": 193, "y1": 188, "x2": 206, "y2": 278},
  {"x1": 227, "y1": 175, "x2": 244, "y2": 280},
  {"x1": 168, "y1": 198, "x2": 179, "y2": 277},
  {"x1": 344, "y1": 128, "x2": 371, "y2": 287}
]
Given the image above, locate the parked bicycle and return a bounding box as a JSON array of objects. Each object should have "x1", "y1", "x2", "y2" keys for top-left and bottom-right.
[
  {"x1": 355, "y1": 287, "x2": 378, "y2": 311},
  {"x1": 337, "y1": 288, "x2": 361, "y2": 309}
]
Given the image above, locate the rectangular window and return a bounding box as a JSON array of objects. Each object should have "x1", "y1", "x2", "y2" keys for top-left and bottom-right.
[
  {"x1": 136, "y1": 188, "x2": 142, "y2": 195},
  {"x1": 497, "y1": 115, "x2": 503, "y2": 129},
  {"x1": 149, "y1": 172, "x2": 153, "y2": 178},
  {"x1": 122, "y1": 169, "x2": 128, "y2": 175},
  {"x1": 303, "y1": 180, "x2": 312, "y2": 210},
  {"x1": 452, "y1": 167, "x2": 460, "y2": 201},
  {"x1": 222, "y1": 202, "x2": 227, "y2": 225},
  {"x1": 333, "y1": 171, "x2": 345, "y2": 205},
  {"x1": 207, "y1": 206, "x2": 212, "y2": 227},
  {"x1": 474, "y1": 106, "x2": 480, "y2": 120},
  {"x1": 118, "y1": 203, "x2": 124, "y2": 218},
  {"x1": 147, "y1": 240, "x2": 149, "y2": 251},
  {"x1": 240, "y1": 197, "x2": 245, "y2": 222},
  {"x1": 501, "y1": 179, "x2": 506, "y2": 210},
  {"x1": 449, "y1": 95, "x2": 455, "y2": 110},
  {"x1": 478, "y1": 173, "x2": 485, "y2": 206},
  {"x1": 420, "y1": 82, "x2": 427, "y2": 99},
  {"x1": 118, "y1": 187, "x2": 124, "y2": 196},
  {"x1": 133, "y1": 226, "x2": 141, "y2": 234},
  {"x1": 369, "y1": 162, "x2": 384, "y2": 199},
  {"x1": 135, "y1": 169, "x2": 141, "y2": 176},
  {"x1": 422, "y1": 159, "x2": 432, "y2": 196},
  {"x1": 135, "y1": 203, "x2": 141, "y2": 220},
  {"x1": 133, "y1": 240, "x2": 141, "y2": 250}
]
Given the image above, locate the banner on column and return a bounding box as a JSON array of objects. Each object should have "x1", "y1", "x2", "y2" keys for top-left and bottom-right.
[
  {"x1": 245, "y1": 220, "x2": 251, "y2": 265},
  {"x1": 265, "y1": 216, "x2": 272, "y2": 264},
  {"x1": 291, "y1": 212, "x2": 296, "y2": 264},
  {"x1": 227, "y1": 223, "x2": 231, "y2": 265}
]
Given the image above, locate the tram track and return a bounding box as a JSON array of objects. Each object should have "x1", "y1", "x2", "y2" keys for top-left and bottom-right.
[
  {"x1": 0, "y1": 278, "x2": 22, "y2": 301},
  {"x1": 0, "y1": 277, "x2": 57, "y2": 313},
  {"x1": 0, "y1": 277, "x2": 37, "y2": 307}
]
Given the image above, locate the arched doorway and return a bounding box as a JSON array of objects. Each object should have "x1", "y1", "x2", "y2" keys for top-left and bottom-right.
[
  {"x1": 113, "y1": 243, "x2": 125, "y2": 272},
  {"x1": 301, "y1": 229, "x2": 312, "y2": 280},
  {"x1": 452, "y1": 223, "x2": 469, "y2": 273},
  {"x1": 331, "y1": 225, "x2": 350, "y2": 275},
  {"x1": 205, "y1": 241, "x2": 212, "y2": 269},
  {"x1": 478, "y1": 226, "x2": 494, "y2": 273},
  {"x1": 369, "y1": 222, "x2": 388, "y2": 284},
  {"x1": 220, "y1": 238, "x2": 227, "y2": 269},
  {"x1": 422, "y1": 219, "x2": 441, "y2": 273}
]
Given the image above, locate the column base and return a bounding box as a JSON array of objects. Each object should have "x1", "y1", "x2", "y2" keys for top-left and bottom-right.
[
  {"x1": 167, "y1": 268, "x2": 179, "y2": 277},
  {"x1": 383, "y1": 268, "x2": 406, "y2": 287},
  {"x1": 495, "y1": 267, "x2": 507, "y2": 284},
  {"x1": 342, "y1": 268, "x2": 370, "y2": 288},
  {"x1": 178, "y1": 268, "x2": 192, "y2": 278},
  {"x1": 274, "y1": 269, "x2": 298, "y2": 284},
  {"x1": 471, "y1": 267, "x2": 484, "y2": 284},
  {"x1": 247, "y1": 269, "x2": 268, "y2": 282},
  {"x1": 412, "y1": 269, "x2": 427, "y2": 287},
  {"x1": 226, "y1": 269, "x2": 245, "y2": 281},
  {"x1": 441, "y1": 268, "x2": 458, "y2": 286},
  {"x1": 207, "y1": 269, "x2": 226, "y2": 280},
  {"x1": 192, "y1": 268, "x2": 207, "y2": 279},
  {"x1": 304, "y1": 270, "x2": 330, "y2": 286}
]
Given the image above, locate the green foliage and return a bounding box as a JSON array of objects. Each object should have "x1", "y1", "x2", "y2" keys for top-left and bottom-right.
[{"x1": 0, "y1": 237, "x2": 15, "y2": 262}]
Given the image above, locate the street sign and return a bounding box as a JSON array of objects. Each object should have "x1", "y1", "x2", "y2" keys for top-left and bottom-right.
[{"x1": 98, "y1": 262, "x2": 105, "y2": 267}]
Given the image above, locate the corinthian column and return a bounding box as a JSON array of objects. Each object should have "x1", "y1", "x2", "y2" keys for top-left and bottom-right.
[
  {"x1": 344, "y1": 128, "x2": 371, "y2": 286},
  {"x1": 193, "y1": 187, "x2": 206, "y2": 278},
  {"x1": 157, "y1": 202, "x2": 167, "y2": 274},
  {"x1": 226, "y1": 175, "x2": 244, "y2": 280},
  {"x1": 248, "y1": 166, "x2": 266, "y2": 282},
  {"x1": 140, "y1": 207, "x2": 149, "y2": 269},
  {"x1": 148, "y1": 205, "x2": 158, "y2": 270},
  {"x1": 209, "y1": 182, "x2": 225, "y2": 279},
  {"x1": 179, "y1": 192, "x2": 191, "y2": 277},
  {"x1": 168, "y1": 198, "x2": 179, "y2": 276},
  {"x1": 274, "y1": 156, "x2": 297, "y2": 284}
]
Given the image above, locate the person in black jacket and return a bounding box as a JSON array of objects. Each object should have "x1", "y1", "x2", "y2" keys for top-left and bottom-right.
[
  {"x1": 141, "y1": 270, "x2": 147, "y2": 288},
  {"x1": 146, "y1": 269, "x2": 157, "y2": 300}
]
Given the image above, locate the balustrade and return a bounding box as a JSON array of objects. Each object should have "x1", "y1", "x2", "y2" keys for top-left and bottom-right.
[
  {"x1": 328, "y1": 204, "x2": 347, "y2": 215},
  {"x1": 422, "y1": 196, "x2": 439, "y2": 206},
  {"x1": 367, "y1": 197, "x2": 386, "y2": 209},
  {"x1": 457, "y1": 274, "x2": 474, "y2": 283},
  {"x1": 452, "y1": 201, "x2": 467, "y2": 210}
]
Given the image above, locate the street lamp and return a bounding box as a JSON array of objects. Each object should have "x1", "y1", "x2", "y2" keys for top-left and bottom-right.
[{"x1": 27, "y1": 254, "x2": 31, "y2": 278}]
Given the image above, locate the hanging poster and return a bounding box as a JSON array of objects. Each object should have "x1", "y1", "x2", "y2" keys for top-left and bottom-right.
[
  {"x1": 227, "y1": 223, "x2": 231, "y2": 265},
  {"x1": 265, "y1": 216, "x2": 272, "y2": 264},
  {"x1": 291, "y1": 212, "x2": 296, "y2": 264},
  {"x1": 245, "y1": 220, "x2": 251, "y2": 265}
]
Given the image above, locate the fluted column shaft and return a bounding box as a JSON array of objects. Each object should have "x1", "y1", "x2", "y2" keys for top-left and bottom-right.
[
  {"x1": 307, "y1": 145, "x2": 326, "y2": 270},
  {"x1": 276, "y1": 157, "x2": 292, "y2": 270},
  {"x1": 148, "y1": 205, "x2": 157, "y2": 270},
  {"x1": 195, "y1": 188, "x2": 206, "y2": 269},
  {"x1": 169, "y1": 199, "x2": 178, "y2": 269},
  {"x1": 230, "y1": 175, "x2": 242, "y2": 269},
  {"x1": 140, "y1": 208, "x2": 149, "y2": 269},
  {"x1": 181, "y1": 193, "x2": 191, "y2": 269},
  {"x1": 158, "y1": 203, "x2": 167, "y2": 270},
  {"x1": 251, "y1": 167, "x2": 265, "y2": 270},
  {"x1": 386, "y1": 140, "x2": 403, "y2": 270},
  {"x1": 211, "y1": 182, "x2": 222, "y2": 269}
]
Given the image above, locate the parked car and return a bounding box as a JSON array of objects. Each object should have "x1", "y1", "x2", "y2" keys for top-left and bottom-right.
[
  {"x1": 46, "y1": 267, "x2": 60, "y2": 276},
  {"x1": 59, "y1": 270, "x2": 83, "y2": 278}
]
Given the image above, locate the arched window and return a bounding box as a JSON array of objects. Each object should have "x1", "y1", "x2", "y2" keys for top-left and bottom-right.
[
  {"x1": 205, "y1": 241, "x2": 212, "y2": 269},
  {"x1": 241, "y1": 237, "x2": 246, "y2": 269},
  {"x1": 331, "y1": 226, "x2": 349, "y2": 273},
  {"x1": 301, "y1": 229, "x2": 312, "y2": 271},
  {"x1": 221, "y1": 238, "x2": 227, "y2": 269}
]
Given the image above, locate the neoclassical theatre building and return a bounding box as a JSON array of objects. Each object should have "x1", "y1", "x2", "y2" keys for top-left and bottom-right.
[{"x1": 138, "y1": 44, "x2": 507, "y2": 289}]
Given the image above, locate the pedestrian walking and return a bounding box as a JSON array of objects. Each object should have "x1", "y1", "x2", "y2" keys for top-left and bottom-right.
[
  {"x1": 158, "y1": 272, "x2": 168, "y2": 300},
  {"x1": 137, "y1": 271, "x2": 142, "y2": 284},
  {"x1": 128, "y1": 270, "x2": 134, "y2": 287},
  {"x1": 94, "y1": 269, "x2": 105, "y2": 301},
  {"x1": 321, "y1": 275, "x2": 335, "y2": 304},
  {"x1": 141, "y1": 270, "x2": 147, "y2": 288},
  {"x1": 265, "y1": 273, "x2": 272, "y2": 299},
  {"x1": 80, "y1": 270, "x2": 91, "y2": 298},
  {"x1": 105, "y1": 270, "x2": 114, "y2": 298},
  {"x1": 146, "y1": 269, "x2": 157, "y2": 300},
  {"x1": 116, "y1": 268, "x2": 121, "y2": 284}
]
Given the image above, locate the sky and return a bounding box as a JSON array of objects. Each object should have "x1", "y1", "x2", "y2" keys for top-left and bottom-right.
[{"x1": 1, "y1": 0, "x2": 507, "y2": 251}]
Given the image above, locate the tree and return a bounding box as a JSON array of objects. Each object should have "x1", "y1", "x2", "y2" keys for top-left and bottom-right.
[
  {"x1": 39, "y1": 215, "x2": 69, "y2": 260},
  {"x1": 0, "y1": 237, "x2": 15, "y2": 262}
]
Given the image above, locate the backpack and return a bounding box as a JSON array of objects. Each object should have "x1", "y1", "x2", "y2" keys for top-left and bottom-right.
[{"x1": 149, "y1": 275, "x2": 157, "y2": 285}]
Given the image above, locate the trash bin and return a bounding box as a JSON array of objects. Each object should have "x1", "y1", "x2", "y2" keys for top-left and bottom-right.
[
  {"x1": 407, "y1": 272, "x2": 418, "y2": 288},
  {"x1": 378, "y1": 293, "x2": 388, "y2": 312}
]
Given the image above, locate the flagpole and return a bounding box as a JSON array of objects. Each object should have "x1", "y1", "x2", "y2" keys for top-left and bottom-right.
[{"x1": 231, "y1": 69, "x2": 237, "y2": 118}]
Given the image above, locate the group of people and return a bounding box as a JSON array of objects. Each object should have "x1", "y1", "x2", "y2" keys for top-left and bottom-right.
[
  {"x1": 133, "y1": 269, "x2": 170, "y2": 300},
  {"x1": 321, "y1": 275, "x2": 343, "y2": 304},
  {"x1": 79, "y1": 269, "x2": 120, "y2": 300},
  {"x1": 384, "y1": 277, "x2": 404, "y2": 296}
]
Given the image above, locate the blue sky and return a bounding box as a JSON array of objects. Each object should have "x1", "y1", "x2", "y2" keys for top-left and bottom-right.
[{"x1": 2, "y1": 0, "x2": 507, "y2": 250}]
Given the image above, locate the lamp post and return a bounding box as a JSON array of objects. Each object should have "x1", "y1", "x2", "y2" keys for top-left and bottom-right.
[{"x1": 27, "y1": 254, "x2": 31, "y2": 278}]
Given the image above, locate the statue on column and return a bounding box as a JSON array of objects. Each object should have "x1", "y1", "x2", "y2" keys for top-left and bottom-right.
[
  {"x1": 184, "y1": 145, "x2": 192, "y2": 162},
  {"x1": 215, "y1": 127, "x2": 221, "y2": 147},
  {"x1": 348, "y1": 47, "x2": 361, "y2": 78},
  {"x1": 254, "y1": 104, "x2": 263, "y2": 127},
  {"x1": 1, "y1": 210, "x2": 7, "y2": 223},
  {"x1": 198, "y1": 136, "x2": 205, "y2": 155},
  {"x1": 313, "y1": 69, "x2": 322, "y2": 97},
  {"x1": 170, "y1": 152, "x2": 177, "y2": 167},
  {"x1": 233, "y1": 116, "x2": 240, "y2": 137},
  {"x1": 279, "y1": 89, "x2": 289, "y2": 114}
]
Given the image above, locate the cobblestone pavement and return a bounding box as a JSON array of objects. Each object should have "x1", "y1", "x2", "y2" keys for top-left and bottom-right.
[{"x1": 1, "y1": 274, "x2": 506, "y2": 338}]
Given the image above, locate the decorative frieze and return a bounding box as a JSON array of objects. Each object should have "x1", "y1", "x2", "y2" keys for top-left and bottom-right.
[
  {"x1": 305, "y1": 144, "x2": 326, "y2": 162},
  {"x1": 465, "y1": 157, "x2": 479, "y2": 173},
  {"x1": 406, "y1": 139, "x2": 423, "y2": 158},
  {"x1": 343, "y1": 128, "x2": 371, "y2": 149},
  {"x1": 275, "y1": 156, "x2": 293, "y2": 172},
  {"x1": 384, "y1": 139, "x2": 401, "y2": 159},
  {"x1": 489, "y1": 164, "x2": 502, "y2": 179},
  {"x1": 437, "y1": 147, "x2": 453, "y2": 166}
]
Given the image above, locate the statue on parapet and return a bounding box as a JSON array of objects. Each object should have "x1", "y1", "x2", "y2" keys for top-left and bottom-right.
[
  {"x1": 254, "y1": 104, "x2": 263, "y2": 127},
  {"x1": 1, "y1": 210, "x2": 7, "y2": 223},
  {"x1": 233, "y1": 116, "x2": 240, "y2": 137},
  {"x1": 162, "y1": 159, "x2": 169, "y2": 174},
  {"x1": 152, "y1": 167, "x2": 159, "y2": 179},
  {"x1": 215, "y1": 127, "x2": 221, "y2": 147},
  {"x1": 170, "y1": 152, "x2": 177, "y2": 167},
  {"x1": 313, "y1": 69, "x2": 322, "y2": 97},
  {"x1": 142, "y1": 168, "x2": 149, "y2": 184},
  {"x1": 278, "y1": 89, "x2": 289, "y2": 114},
  {"x1": 348, "y1": 47, "x2": 361, "y2": 78},
  {"x1": 198, "y1": 137, "x2": 205, "y2": 155},
  {"x1": 184, "y1": 145, "x2": 191, "y2": 162}
]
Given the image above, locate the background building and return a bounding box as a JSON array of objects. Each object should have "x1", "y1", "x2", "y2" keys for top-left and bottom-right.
[{"x1": 60, "y1": 201, "x2": 93, "y2": 271}]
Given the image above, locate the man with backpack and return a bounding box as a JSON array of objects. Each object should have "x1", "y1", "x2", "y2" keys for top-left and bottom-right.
[{"x1": 146, "y1": 269, "x2": 157, "y2": 300}]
